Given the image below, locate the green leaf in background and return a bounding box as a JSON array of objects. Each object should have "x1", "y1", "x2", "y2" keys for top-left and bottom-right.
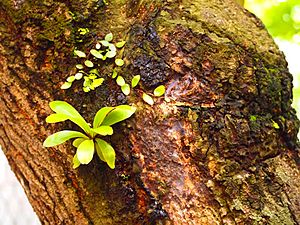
[
  {"x1": 102, "y1": 105, "x2": 136, "y2": 126},
  {"x1": 116, "y1": 76, "x2": 125, "y2": 86},
  {"x1": 121, "y1": 84, "x2": 130, "y2": 95},
  {"x1": 45, "y1": 113, "x2": 69, "y2": 123},
  {"x1": 84, "y1": 60, "x2": 94, "y2": 68},
  {"x1": 95, "y1": 138, "x2": 115, "y2": 169},
  {"x1": 92, "y1": 126, "x2": 113, "y2": 136},
  {"x1": 90, "y1": 49, "x2": 104, "y2": 59},
  {"x1": 93, "y1": 107, "x2": 114, "y2": 128},
  {"x1": 153, "y1": 85, "x2": 166, "y2": 97},
  {"x1": 74, "y1": 50, "x2": 86, "y2": 58},
  {"x1": 142, "y1": 93, "x2": 154, "y2": 105},
  {"x1": 105, "y1": 33, "x2": 113, "y2": 42},
  {"x1": 106, "y1": 51, "x2": 116, "y2": 58},
  {"x1": 131, "y1": 75, "x2": 140, "y2": 88},
  {"x1": 115, "y1": 58, "x2": 124, "y2": 67},
  {"x1": 49, "y1": 101, "x2": 91, "y2": 134},
  {"x1": 116, "y1": 41, "x2": 126, "y2": 48},
  {"x1": 75, "y1": 73, "x2": 83, "y2": 80},
  {"x1": 43, "y1": 130, "x2": 88, "y2": 147},
  {"x1": 61, "y1": 82, "x2": 72, "y2": 89},
  {"x1": 76, "y1": 139, "x2": 95, "y2": 164}
]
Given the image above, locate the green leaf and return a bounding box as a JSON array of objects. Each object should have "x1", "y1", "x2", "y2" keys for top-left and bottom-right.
[
  {"x1": 93, "y1": 107, "x2": 114, "y2": 128},
  {"x1": 75, "y1": 72, "x2": 83, "y2": 80},
  {"x1": 121, "y1": 84, "x2": 130, "y2": 95},
  {"x1": 92, "y1": 126, "x2": 113, "y2": 136},
  {"x1": 61, "y1": 82, "x2": 72, "y2": 89},
  {"x1": 153, "y1": 85, "x2": 165, "y2": 97},
  {"x1": 49, "y1": 101, "x2": 91, "y2": 134},
  {"x1": 131, "y1": 75, "x2": 140, "y2": 88},
  {"x1": 90, "y1": 49, "x2": 104, "y2": 59},
  {"x1": 100, "y1": 40, "x2": 110, "y2": 47},
  {"x1": 89, "y1": 68, "x2": 100, "y2": 75},
  {"x1": 84, "y1": 60, "x2": 94, "y2": 67},
  {"x1": 72, "y1": 138, "x2": 86, "y2": 147},
  {"x1": 108, "y1": 44, "x2": 116, "y2": 52},
  {"x1": 43, "y1": 130, "x2": 88, "y2": 147},
  {"x1": 45, "y1": 113, "x2": 69, "y2": 123},
  {"x1": 116, "y1": 76, "x2": 125, "y2": 86},
  {"x1": 102, "y1": 105, "x2": 136, "y2": 126},
  {"x1": 142, "y1": 93, "x2": 154, "y2": 105},
  {"x1": 74, "y1": 50, "x2": 86, "y2": 58},
  {"x1": 73, "y1": 154, "x2": 81, "y2": 169},
  {"x1": 115, "y1": 58, "x2": 124, "y2": 67},
  {"x1": 95, "y1": 138, "x2": 115, "y2": 169},
  {"x1": 116, "y1": 41, "x2": 126, "y2": 48},
  {"x1": 95, "y1": 141, "x2": 105, "y2": 162},
  {"x1": 106, "y1": 51, "x2": 116, "y2": 58},
  {"x1": 67, "y1": 76, "x2": 75, "y2": 82},
  {"x1": 76, "y1": 139, "x2": 95, "y2": 164},
  {"x1": 76, "y1": 64, "x2": 84, "y2": 69},
  {"x1": 83, "y1": 87, "x2": 90, "y2": 92},
  {"x1": 112, "y1": 69, "x2": 118, "y2": 78},
  {"x1": 91, "y1": 78, "x2": 104, "y2": 88},
  {"x1": 105, "y1": 32, "x2": 113, "y2": 42}
]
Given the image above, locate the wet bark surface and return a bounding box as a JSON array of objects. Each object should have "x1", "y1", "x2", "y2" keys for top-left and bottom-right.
[{"x1": 0, "y1": 0, "x2": 299, "y2": 224}]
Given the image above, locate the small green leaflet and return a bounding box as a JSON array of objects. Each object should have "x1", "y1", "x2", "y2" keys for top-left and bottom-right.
[
  {"x1": 76, "y1": 139, "x2": 95, "y2": 164},
  {"x1": 76, "y1": 64, "x2": 84, "y2": 69},
  {"x1": 90, "y1": 49, "x2": 104, "y2": 59},
  {"x1": 121, "y1": 84, "x2": 130, "y2": 95},
  {"x1": 92, "y1": 126, "x2": 113, "y2": 136},
  {"x1": 142, "y1": 93, "x2": 154, "y2": 105},
  {"x1": 67, "y1": 76, "x2": 75, "y2": 83},
  {"x1": 84, "y1": 60, "x2": 94, "y2": 67},
  {"x1": 153, "y1": 85, "x2": 165, "y2": 97},
  {"x1": 112, "y1": 69, "x2": 118, "y2": 78},
  {"x1": 105, "y1": 33, "x2": 113, "y2": 42},
  {"x1": 131, "y1": 75, "x2": 140, "y2": 88},
  {"x1": 115, "y1": 58, "x2": 124, "y2": 67},
  {"x1": 75, "y1": 73, "x2": 83, "y2": 80},
  {"x1": 61, "y1": 82, "x2": 72, "y2": 89},
  {"x1": 116, "y1": 41, "x2": 126, "y2": 48},
  {"x1": 116, "y1": 76, "x2": 125, "y2": 86},
  {"x1": 100, "y1": 40, "x2": 110, "y2": 47},
  {"x1": 106, "y1": 51, "x2": 116, "y2": 58},
  {"x1": 91, "y1": 78, "x2": 104, "y2": 88},
  {"x1": 43, "y1": 130, "x2": 88, "y2": 147},
  {"x1": 74, "y1": 50, "x2": 86, "y2": 58},
  {"x1": 108, "y1": 44, "x2": 116, "y2": 52},
  {"x1": 95, "y1": 138, "x2": 115, "y2": 169},
  {"x1": 102, "y1": 105, "x2": 136, "y2": 126},
  {"x1": 45, "y1": 113, "x2": 69, "y2": 123}
]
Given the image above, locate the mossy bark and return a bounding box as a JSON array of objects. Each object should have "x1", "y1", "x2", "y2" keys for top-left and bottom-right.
[{"x1": 0, "y1": 0, "x2": 299, "y2": 224}]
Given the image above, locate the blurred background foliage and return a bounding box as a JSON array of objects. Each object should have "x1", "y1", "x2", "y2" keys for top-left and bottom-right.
[{"x1": 245, "y1": 0, "x2": 300, "y2": 133}]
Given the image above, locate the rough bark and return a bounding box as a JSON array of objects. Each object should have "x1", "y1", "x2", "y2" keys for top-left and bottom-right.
[{"x1": 0, "y1": 0, "x2": 299, "y2": 224}]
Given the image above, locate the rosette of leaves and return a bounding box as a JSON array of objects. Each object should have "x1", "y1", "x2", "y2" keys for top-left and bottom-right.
[{"x1": 43, "y1": 101, "x2": 136, "y2": 169}]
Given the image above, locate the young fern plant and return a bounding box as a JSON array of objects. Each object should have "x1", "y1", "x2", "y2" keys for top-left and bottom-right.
[{"x1": 43, "y1": 101, "x2": 136, "y2": 169}]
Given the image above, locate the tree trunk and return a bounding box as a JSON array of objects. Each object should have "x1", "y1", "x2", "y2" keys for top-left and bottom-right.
[{"x1": 0, "y1": 0, "x2": 299, "y2": 224}]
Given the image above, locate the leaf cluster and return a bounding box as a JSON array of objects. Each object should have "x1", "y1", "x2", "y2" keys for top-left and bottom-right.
[{"x1": 43, "y1": 101, "x2": 136, "y2": 169}]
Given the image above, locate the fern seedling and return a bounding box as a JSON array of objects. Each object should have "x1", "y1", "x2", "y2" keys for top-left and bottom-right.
[{"x1": 43, "y1": 101, "x2": 136, "y2": 169}]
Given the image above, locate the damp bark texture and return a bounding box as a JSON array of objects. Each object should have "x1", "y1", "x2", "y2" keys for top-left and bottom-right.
[{"x1": 0, "y1": 0, "x2": 300, "y2": 224}]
